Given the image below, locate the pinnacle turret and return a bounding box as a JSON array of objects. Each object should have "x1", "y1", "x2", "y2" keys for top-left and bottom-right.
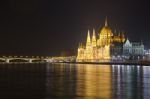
[
  {"x1": 86, "y1": 29, "x2": 91, "y2": 47},
  {"x1": 92, "y1": 29, "x2": 97, "y2": 47}
]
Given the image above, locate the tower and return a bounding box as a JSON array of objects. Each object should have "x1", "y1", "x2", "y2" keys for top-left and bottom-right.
[
  {"x1": 86, "y1": 30, "x2": 91, "y2": 47},
  {"x1": 85, "y1": 30, "x2": 93, "y2": 60},
  {"x1": 92, "y1": 29, "x2": 97, "y2": 47}
]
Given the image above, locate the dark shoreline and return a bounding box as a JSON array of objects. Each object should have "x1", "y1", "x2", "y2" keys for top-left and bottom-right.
[
  {"x1": 1, "y1": 61, "x2": 150, "y2": 66},
  {"x1": 57, "y1": 61, "x2": 150, "y2": 66}
]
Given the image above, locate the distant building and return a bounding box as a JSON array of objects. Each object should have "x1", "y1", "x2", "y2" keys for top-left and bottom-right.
[
  {"x1": 76, "y1": 17, "x2": 144, "y2": 62},
  {"x1": 123, "y1": 39, "x2": 144, "y2": 57}
]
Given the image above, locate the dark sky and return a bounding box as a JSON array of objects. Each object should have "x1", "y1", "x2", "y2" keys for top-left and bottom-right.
[{"x1": 0, "y1": 0, "x2": 150, "y2": 56}]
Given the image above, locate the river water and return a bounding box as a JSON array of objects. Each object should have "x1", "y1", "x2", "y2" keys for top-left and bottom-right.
[{"x1": 0, "y1": 63, "x2": 150, "y2": 99}]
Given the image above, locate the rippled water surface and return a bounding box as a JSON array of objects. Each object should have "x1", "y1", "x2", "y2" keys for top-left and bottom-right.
[{"x1": 0, "y1": 63, "x2": 150, "y2": 99}]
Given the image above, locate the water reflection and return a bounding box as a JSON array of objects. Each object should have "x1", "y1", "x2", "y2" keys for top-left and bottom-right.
[
  {"x1": 46, "y1": 64, "x2": 113, "y2": 99},
  {"x1": 1, "y1": 63, "x2": 150, "y2": 99},
  {"x1": 76, "y1": 64, "x2": 111, "y2": 98},
  {"x1": 112, "y1": 65, "x2": 145, "y2": 99},
  {"x1": 143, "y1": 66, "x2": 150, "y2": 99},
  {"x1": 79, "y1": 65, "x2": 112, "y2": 99},
  {"x1": 0, "y1": 63, "x2": 46, "y2": 99},
  {"x1": 46, "y1": 64, "x2": 150, "y2": 99}
]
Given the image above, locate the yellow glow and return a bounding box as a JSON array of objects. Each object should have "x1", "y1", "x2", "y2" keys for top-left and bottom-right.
[
  {"x1": 76, "y1": 18, "x2": 125, "y2": 62},
  {"x1": 76, "y1": 64, "x2": 112, "y2": 98}
]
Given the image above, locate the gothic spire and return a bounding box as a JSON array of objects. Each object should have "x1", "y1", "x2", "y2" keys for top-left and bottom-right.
[
  {"x1": 92, "y1": 29, "x2": 96, "y2": 40},
  {"x1": 92, "y1": 28, "x2": 97, "y2": 47},
  {"x1": 86, "y1": 29, "x2": 91, "y2": 46}
]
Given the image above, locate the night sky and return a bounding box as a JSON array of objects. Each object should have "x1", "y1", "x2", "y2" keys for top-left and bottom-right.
[{"x1": 0, "y1": 0, "x2": 150, "y2": 56}]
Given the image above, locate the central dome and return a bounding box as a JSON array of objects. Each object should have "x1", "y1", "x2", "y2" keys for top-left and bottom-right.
[
  {"x1": 100, "y1": 26, "x2": 113, "y2": 36},
  {"x1": 100, "y1": 17, "x2": 113, "y2": 36}
]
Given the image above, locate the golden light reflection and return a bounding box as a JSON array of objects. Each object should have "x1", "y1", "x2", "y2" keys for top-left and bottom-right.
[{"x1": 76, "y1": 64, "x2": 112, "y2": 99}]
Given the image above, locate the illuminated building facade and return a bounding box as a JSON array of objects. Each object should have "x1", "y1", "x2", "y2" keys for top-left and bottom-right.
[
  {"x1": 76, "y1": 18, "x2": 125, "y2": 62},
  {"x1": 76, "y1": 18, "x2": 145, "y2": 62},
  {"x1": 123, "y1": 39, "x2": 144, "y2": 57}
]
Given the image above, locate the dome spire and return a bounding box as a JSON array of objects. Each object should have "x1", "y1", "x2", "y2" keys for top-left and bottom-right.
[{"x1": 105, "y1": 16, "x2": 108, "y2": 27}]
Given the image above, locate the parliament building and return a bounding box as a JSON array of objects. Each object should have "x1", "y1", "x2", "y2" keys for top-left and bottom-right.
[{"x1": 76, "y1": 18, "x2": 144, "y2": 62}]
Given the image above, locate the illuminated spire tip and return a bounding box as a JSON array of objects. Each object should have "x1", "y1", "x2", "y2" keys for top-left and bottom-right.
[{"x1": 105, "y1": 16, "x2": 108, "y2": 27}]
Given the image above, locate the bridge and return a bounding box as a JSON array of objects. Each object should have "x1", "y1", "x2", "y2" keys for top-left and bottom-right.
[
  {"x1": 0, "y1": 56, "x2": 76, "y2": 63},
  {"x1": 1, "y1": 56, "x2": 150, "y2": 66}
]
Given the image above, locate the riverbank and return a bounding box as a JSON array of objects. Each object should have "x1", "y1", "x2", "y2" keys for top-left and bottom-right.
[
  {"x1": 1, "y1": 60, "x2": 150, "y2": 66},
  {"x1": 58, "y1": 60, "x2": 150, "y2": 66}
]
